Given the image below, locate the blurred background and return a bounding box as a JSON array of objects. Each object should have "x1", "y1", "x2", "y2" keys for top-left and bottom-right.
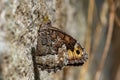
[
  {"x1": 53, "y1": 0, "x2": 120, "y2": 80},
  {"x1": 0, "y1": 0, "x2": 120, "y2": 80}
]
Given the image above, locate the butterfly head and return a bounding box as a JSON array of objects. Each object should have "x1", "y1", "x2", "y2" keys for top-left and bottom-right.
[{"x1": 67, "y1": 42, "x2": 88, "y2": 66}]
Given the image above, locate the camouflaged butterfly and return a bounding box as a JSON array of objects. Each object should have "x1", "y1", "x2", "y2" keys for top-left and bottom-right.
[{"x1": 35, "y1": 17, "x2": 88, "y2": 72}]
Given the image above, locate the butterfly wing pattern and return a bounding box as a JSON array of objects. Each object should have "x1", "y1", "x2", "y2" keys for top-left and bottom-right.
[{"x1": 36, "y1": 21, "x2": 88, "y2": 72}]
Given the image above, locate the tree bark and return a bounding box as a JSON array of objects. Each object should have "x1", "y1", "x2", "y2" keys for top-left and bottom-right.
[
  {"x1": 0, "y1": 0, "x2": 88, "y2": 80},
  {"x1": 0, "y1": 0, "x2": 56, "y2": 80}
]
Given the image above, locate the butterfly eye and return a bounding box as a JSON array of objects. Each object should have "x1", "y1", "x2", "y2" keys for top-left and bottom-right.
[{"x1": 76, "y1": 50, "x2": 80, "y2": 55}]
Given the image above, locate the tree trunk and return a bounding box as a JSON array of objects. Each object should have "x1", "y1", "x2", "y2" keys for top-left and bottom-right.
[{"x1": 0, "y1": 0, "x2": 88, "y2": 80}]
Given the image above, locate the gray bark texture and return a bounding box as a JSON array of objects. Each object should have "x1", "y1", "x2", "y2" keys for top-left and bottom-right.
[{"x1": 0, "y1": 0, "x2": 87, "y2": 80}]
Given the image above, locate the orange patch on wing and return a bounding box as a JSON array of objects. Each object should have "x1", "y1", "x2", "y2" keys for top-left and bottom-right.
[{"x1": 64, "y1": 36, "x2": 70, "y2": 43}]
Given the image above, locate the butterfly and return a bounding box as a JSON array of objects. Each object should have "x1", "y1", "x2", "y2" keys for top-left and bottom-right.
[{"x1": 35, "y1": 17, "x2": 88, "y2": 72}]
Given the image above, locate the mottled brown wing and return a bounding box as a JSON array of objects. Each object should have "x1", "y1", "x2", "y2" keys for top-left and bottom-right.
[
  {"x1": 36, "y1": 27, "x2": 78, "y2": 56},
  {"x1": 36, "y1": 26, "x2": 88, "y2": 72}
]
